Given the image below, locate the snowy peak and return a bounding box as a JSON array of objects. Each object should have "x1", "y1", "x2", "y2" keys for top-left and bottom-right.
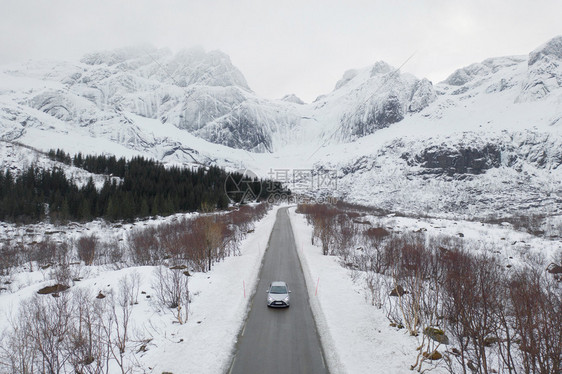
[
  {"x1": 332, "y1": 61, "x2": 397, "y2": 92},
  {"x1": 519, "y1": 36, "x2": 562, "y2": 102},
  {"x1": 334, "y1": 69, "x2": 358, "y2": 90},
  {"x1": 160, "y1": 47, "x2": 250, "y2": 89},
  {"x1": 443, "y1": 56, "x2": 525, "y2": 87},
  {"x1": 81, "y1": 45, "x2": 250, "y2": 89},
  {"x1": 325, "y1": 61, "x2": 437, "y2": 140},
  {"x1": 1, "y1": 45, "x2": 295, "y2": 154},
  {"x1": 80, "y1": 44, "x2": 169, "y2": 66},
  {"x1": 440, "y1": 36, "x2": 562, "y2": 103},
  {"x1": 369, "y1": 61, "x2": 394, "y2": 76},
  {"x1": 528, "y1": 35, "x2": 562, "y2": 66},
  {"x1": 281, "y1": 94, "x2": 305, "y2": 104}
]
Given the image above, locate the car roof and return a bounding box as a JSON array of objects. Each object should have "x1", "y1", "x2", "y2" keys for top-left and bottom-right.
[{"x1": 271, "y1": 281, "x2": 287, "y2": 287}]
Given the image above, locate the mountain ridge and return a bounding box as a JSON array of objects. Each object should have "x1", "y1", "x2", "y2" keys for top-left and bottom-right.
[{"x1": 1, "y1": 36, "x2": 561, "y2": 219}]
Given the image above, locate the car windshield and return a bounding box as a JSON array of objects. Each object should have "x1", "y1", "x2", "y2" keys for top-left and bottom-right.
[{"x1": 269, "y1": 285, "x2": 287, "y2": 294}]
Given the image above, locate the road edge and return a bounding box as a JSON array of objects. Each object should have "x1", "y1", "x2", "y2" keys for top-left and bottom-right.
[{"x1": 287, "y1": 206, "x2": 344, "y2": 374}]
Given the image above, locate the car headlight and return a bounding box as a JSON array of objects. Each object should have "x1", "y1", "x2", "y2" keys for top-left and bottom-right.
[
  {"x1": 268, "y1": 296, "x2": 274, "y2": 302},
  {"x1": 284, "y1": 296, "x2": 290, "y2": 302}
]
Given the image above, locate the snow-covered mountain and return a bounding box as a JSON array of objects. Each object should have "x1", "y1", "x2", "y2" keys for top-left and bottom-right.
[
  {"x1": 312, "y1": 61, "x2": 437, "y2": 141},
  {"x1": 0, "y1": 45, "x2": 438, "y2": 154},
  {"x1": 1, "y1": 36, "x2": 562, "y2": 219},
  {"x1": 0, "y1": 45, "x2": 298, "y2": 154}
]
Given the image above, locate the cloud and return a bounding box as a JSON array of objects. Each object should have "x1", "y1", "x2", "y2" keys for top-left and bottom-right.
[{"x1": 1, "y1": 0, "x2": 561, "y2": 102}]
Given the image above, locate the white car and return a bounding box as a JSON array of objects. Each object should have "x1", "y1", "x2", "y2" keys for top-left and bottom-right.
[{"x1": 266, "y1": 281, "x2": 291, "y2": 307}]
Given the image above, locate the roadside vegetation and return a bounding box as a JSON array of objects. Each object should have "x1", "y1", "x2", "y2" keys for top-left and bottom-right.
[
  {"x1": 0, "y1": 196, "x2": 269, "y2": 373},
  {"x1": 297, "y1": 203, "x2": 561, "y2": 374}
]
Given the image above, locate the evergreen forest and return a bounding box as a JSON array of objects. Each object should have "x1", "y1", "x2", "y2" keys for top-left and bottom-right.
[{"x1": 0, "y1": 149, "x2": 285, "y2": 223}]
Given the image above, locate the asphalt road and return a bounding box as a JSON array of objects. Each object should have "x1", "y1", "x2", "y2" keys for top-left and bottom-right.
[{"x1": 228, "y1": 207, "x2": 328, "y2": 374}]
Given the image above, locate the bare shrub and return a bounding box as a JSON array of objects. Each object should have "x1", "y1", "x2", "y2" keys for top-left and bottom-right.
[
  {"x1": 67, "y1": 289, "x2": 109, "y2": 373},
  {"x1": 493, "y1": 275, "x2": 519, "y2": 374},
  {"x1": 389, "y1": 234, "x2": 431, "y2": 337},
  {"x1": 103, "y1": 278, "x2": 135, "y2": 373},
  {"x1": 442, "y1": 251, "x2": 504, "y2": 374},
  {"x1": 95, "y1": 238, "x2": 122, "y2": 266},
  {"x1": 121, "y1": 271, "x2": 141, "y2": 305},
  {"x1": 365, "y1": 271, "x2": 385, "y2": 309},
  {"x1": 0, "y1": 241, "x2": 20, "y2": 276},
  {"x1": 77, "y1": 234, "x2": 98, "y2": 266},
  {"x1": 299, "y1": 204, "x2": 560, "y2": 374},
  {"x1": 55, "y1": 241, "x2": 70, "y2": 266},
  {"x1": 0, "y1": 280, "x2": 143, "y2": 374},
  {"x1": 32, "y1": 237, "x2": 58, "y2": 267},
  {"x1": 152, "y1": 266, "x2": 190, "y2": 324},
  {"x1": 298, "y1": 203, "x2": 339, "y2": 255},
  {"x1": 19, "y1": 293, "x2": 73, "y2": 374},
  {"x1": 0, "y1": 311, "x2": 37, "y2": 373},
  {"x1": 544, "y1": 215, "x2": 562, "y2": 238},
  {"x1": 335, "y1": 214, "x2": 357, "y2": 260},
  {"x1": 229, "y1": 204, "x2": 267, "y2": 235},
  {"x1": 125, "y1": 203, "x2": 268, "y2": 270},
  {"x1": 509, "y1": 269, "x2": 561, "y2": 374},
  {"x1": 51, "y1": 262, "x2": 73, "y2": 286},
  {"x1": 109, "y1": 244, "x2": 125, "y2": 265},
  {"x1": 128, "y1": 227, "x2": 160, "y2": 265},
  {"x1": 199, "y1": 216, "x2": 225, "y2": 272},
  {"x1": 384, "y1": 289, "x2": 405, "y2": 328}
]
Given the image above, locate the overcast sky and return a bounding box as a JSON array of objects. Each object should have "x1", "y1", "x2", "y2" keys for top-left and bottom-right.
[{"x1": 1, "y1": 0, "x2": 561, "y2": 102}]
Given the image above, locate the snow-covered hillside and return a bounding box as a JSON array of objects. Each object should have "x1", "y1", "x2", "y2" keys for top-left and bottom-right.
[{"x1": 1, "y1": 36, "x2": 562, "y2": 219}]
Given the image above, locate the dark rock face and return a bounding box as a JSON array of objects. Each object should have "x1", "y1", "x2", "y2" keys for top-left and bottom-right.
[
  {"x1": 404, "y1": 144, "x2": 502, "y2": 176},
  {"x1": 207, "y1": 116, "x2": 273, "y2": 153},
  {"x1": 409, "y1": 78, "x2": 436, "y2": 112},
  {"x1": 347, "y1": 95, "x2": 404, "y2": 137}
]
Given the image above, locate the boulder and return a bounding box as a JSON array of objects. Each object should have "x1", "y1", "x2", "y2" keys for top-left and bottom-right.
[{"x1": 37, "y1": 284, "x2": 70, "y2": 295}]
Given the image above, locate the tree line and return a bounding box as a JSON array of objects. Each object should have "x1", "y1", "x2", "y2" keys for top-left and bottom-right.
[{"x1": 0, "y1": 149, "x2": 285, "y2": 223}]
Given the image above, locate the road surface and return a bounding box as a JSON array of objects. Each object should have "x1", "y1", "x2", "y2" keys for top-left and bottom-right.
[{"x1": 228, "y1": 207, "x2": 328, "y2": 374}]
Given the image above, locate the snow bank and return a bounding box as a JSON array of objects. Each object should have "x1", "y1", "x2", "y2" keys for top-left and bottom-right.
[
  {"x1": 137, "y1": 205, "x2": 279, "y2": 373},
  {"x1": 288, "y1": 207, "x2": 426, "y2": 374}
]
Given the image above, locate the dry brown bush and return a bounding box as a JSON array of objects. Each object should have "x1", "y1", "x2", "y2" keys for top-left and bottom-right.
[
  {"x1": 509, "y1": 269, "x2": 561, "y2": 374},
  {"x1": 77, "y1": 234, "x2": 98, "y2": 266},
  {"x1": 128, "y1": 227, "x2": 160, "y2": 265}
]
